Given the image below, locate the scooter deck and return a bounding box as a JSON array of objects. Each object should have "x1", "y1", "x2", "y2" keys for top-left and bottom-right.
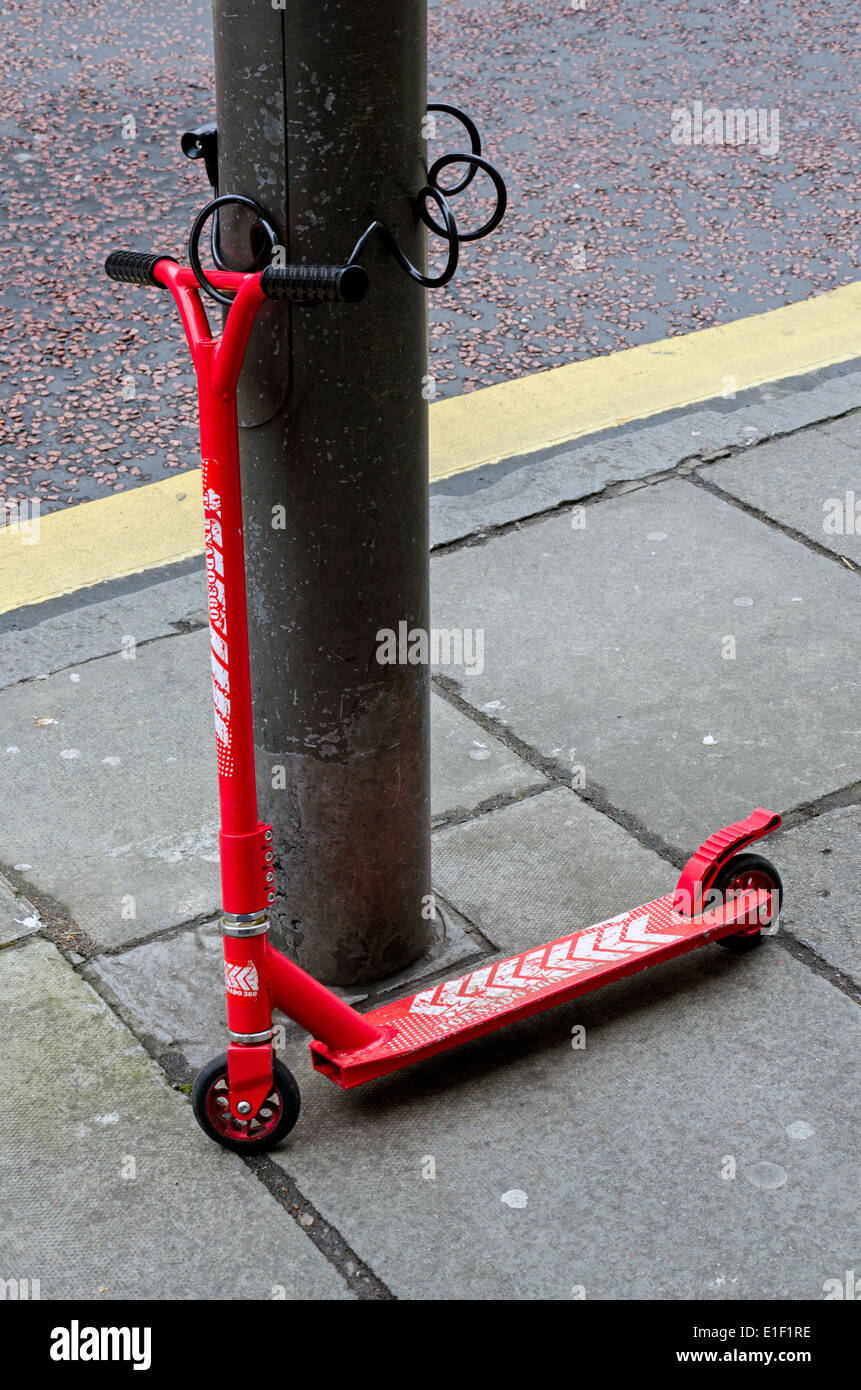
[{"x1": 309, "y1": 887, "x2": 769, "y2": 1088}]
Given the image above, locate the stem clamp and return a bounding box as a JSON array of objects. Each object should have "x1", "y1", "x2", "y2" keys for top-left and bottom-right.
[{"x1": 219, "y1": 824, "x2": 275, "y2": 916}]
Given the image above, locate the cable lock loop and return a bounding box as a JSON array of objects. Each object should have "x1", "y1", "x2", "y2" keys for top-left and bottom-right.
[
  {"x1": 346, "y1": 103, "x2": 507, "y2": 288},
  {"x1": 188, "y1": 194, "x2": 278, "y2": 307}
]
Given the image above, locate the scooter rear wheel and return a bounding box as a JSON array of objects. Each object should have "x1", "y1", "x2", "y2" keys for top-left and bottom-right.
[
  {"x1": 709, "y1": 852, "x2": 783, "y2": 953},
  {"x1": 191, "y1": 1052, "x2": 301, "y2": 1153}
]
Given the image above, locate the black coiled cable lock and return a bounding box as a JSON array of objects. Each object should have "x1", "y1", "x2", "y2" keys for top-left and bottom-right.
[{"x1": 181, "y1": 103, "x2": 507, "y2": 304}]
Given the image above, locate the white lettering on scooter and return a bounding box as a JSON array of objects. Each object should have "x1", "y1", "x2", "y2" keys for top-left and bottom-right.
[{"x1": 202, "y1": 468, "x2": 233, "y2": 776}]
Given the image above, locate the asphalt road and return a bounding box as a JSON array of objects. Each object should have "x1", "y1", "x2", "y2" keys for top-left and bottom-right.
[{"x1": 1, "y1": 0, "x2": 859, "y2": 511}]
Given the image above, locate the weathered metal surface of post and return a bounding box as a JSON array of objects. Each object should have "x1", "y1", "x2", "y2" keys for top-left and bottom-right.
[{"x1": 211, "y1": 1, "x2": 432, "y2": 983}]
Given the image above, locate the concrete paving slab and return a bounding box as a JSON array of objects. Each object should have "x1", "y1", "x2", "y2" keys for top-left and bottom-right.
[
  {"x1": 83, "y1": 789, "x2": 664, "y2": 1070},
  {"x1": 0, "y1": 567, "x2": 208, "y2": 690},
  {"x1": 85, "y1": 921, "x2": 226, "y2": 1068},
  {"x1": 0, "y1": 628, "x2": 221, "y2": 948},
  {"x1": 816, "y1": 413, "x2": 861, "y2": 455},
  {"x1": 770, "y1": 807, "x2": 861, "y2": 986},
  {"x1": 430, "y1": 478, "x2": 861, "y2": 852},
  {"x1": 86, "y1": 895, "x2": 484, "y2": 1071},
  {"x1": 429, "y1": 368, "x2": 861, "y2": 547},
  {"x1": 432, "y1": 786, "x2": 672, "y2": 954},
  {"x1": 703, "y1": 426, "x2": 861, "y2": 563},
  {"x1": 276, "y1": 938, "x2": 860, "y2": 1299},
  {"x1": 0, "y1": 873, "x2": 41, "y2": 946},
  {"x1": 431, "y1": 691, "x2": 545, "y2": 822},
  {"x1": 0, "y1": 630, "x2": 544, "y2": 951},
  {"x1": 0, "y1": 936, "x2": 349, "y2": 1299}
]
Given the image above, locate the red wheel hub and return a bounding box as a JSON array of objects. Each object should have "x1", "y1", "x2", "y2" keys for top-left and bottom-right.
[
  {"x1": 724, "y1": 867, "x2": 775, "y2": 934},
  {"x1": 204, "y1": 1070, "x2": 284, "y2": 1143}
]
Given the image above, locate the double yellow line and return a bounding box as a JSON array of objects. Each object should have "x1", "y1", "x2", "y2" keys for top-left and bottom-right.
[{"x1": 3, "y1": 281, "x2": 860, "y2": 615}]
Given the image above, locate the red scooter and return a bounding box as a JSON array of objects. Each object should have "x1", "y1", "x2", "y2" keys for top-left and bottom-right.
[{"x1": 105, "y1": 223, "x2": 783, "y2": 1154}]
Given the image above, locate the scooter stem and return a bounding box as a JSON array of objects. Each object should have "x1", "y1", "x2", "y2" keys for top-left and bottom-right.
[{"x1": 151, "y1": 258, "x2": 381, "y2": 1054}]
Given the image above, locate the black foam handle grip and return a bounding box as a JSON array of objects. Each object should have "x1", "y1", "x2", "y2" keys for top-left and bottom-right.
[
  {"x1": 260, "y1": 263, "x2": 369, "y2": 304},
  {"x1": 104, "y1": 251, "x2": 176, "y2": 286}
]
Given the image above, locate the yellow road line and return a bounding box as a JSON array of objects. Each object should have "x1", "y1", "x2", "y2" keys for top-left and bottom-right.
[
  {"x1": 2, "y1": 282, "x2": 860, "y2": 615},
  {"x1": 430, "y1": 280, "x2": 861, "y2": 479},
  {"x1": 0, "y1": 478, "x2": 204, "y2": 616}
]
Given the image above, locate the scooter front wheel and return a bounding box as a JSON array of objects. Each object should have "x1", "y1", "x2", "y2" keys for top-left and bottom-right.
[
  {"x1": 191, "y1": 1052, "x2": 301, "y2": 1154},
  {"x1": 711, "y1": 852, "x2": 783, "y2": 953}
]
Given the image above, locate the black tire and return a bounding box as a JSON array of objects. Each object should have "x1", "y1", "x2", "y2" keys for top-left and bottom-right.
[
  {"x1": 191, "y1": 1051, "x2": 301, "y2": 1154},
  {"x1": 708, "y1": 852, "x2": 783, "y2": 953}
]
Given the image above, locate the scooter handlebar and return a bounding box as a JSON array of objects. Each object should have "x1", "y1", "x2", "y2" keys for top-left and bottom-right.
[
  {"x1": 105, "y1": 250, "x2": 369, "y2": 305},
  {"x1": 104, "y1": 250, "x2": 177, "y2": 286},
  {"x1": 259, "y1": 263, "x2": 369, "y2": 304}
]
